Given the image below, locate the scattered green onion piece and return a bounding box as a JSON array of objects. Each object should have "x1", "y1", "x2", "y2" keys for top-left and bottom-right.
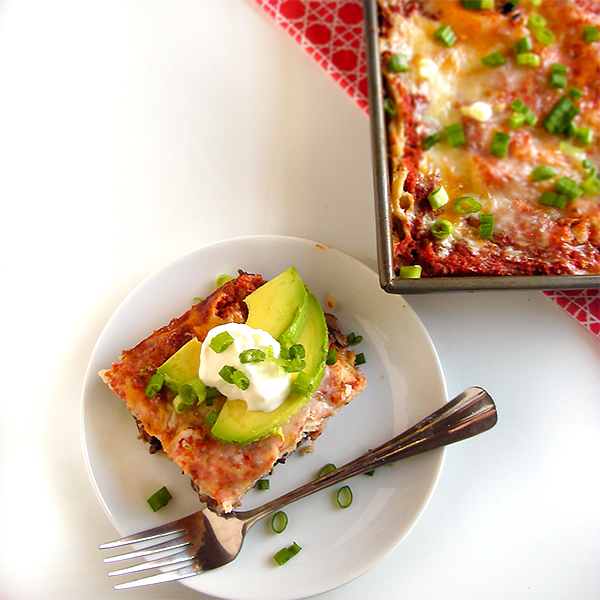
[
  {"x1": 491, "y1": 131, "x2": 511, "y2": 157},
  {"x1": 209, "y1": 331, "x2": 234, "y2": 354},
  {"x1": 517, "y1": 52, "x2": 540, "y2": 67},
  {"x1": 445, "y1": 122, "x2": 466, "y2": 147},
  {"x1": 581, "y1": 176, "x2": 600, "y2": 197},
  {"x1": 510, "y1": 99, "x2": 537, "y2": 125},
  {"x1": 532, "y1": 165, "x2": 557, "y2": 181},
  {"x1": 434, "y1": 24, "x2": 457, "y2": 47},
  {"x1": 554, "y1": 176, "x2": 584, "y2": 199},
  {"x1": 478, "y1": 214, "x2": 494, "y2": 239},
  {"x1": 535, "y1": 28, "x2": 555, "y2": 44},
  {"x1": 508, "y1": 112, "x2": 525, "y2": 129},
  {"x1": 564, "y1": 120, "x2": 577, "y2": 139},
  {"x1": 559, "y1": 141, "x2": 583, "y2": 155},
  {"x1": 481, "y1": 51, "x2": 506, "y2": 67},
  {"x1": 147, "y1": 486, "x2": 172, "y2": 512},
  {"x1": 527, "y1": 12, "x2": 546, "y2": 31},
  {"x1": 257, "y1": 479, "x2": 270, "y2": 490},
  {"x1": 239, "y1": 348, "x2": 266, "y2": 363},
  {"x1": 387, "y1": 53, "x2": 410, "y2": 73},
  {"x1": 205, "y1": 410, "x2": 218, "y2": 428},
  {"x1": 219, "y1": 364, "x2": 236, "y2": 384},
  {"x1": 231, "y1": 370, "x2": 249, "y2": 391},
  {"x1": 326, "y1": 348, "x2": 338, "y2": 366},
  {"x1": 568, "y1": 87, "x2": 583, "y2": 100},
  {"x1": 582, "y1": 158, "x2": 592, "y2": 169},
  {"x1": 538, "y1": 191, "x2": 568, "y2": 208},
  {"x1": 428, "y1": 185, "x2": 450, "y2": 209},
  {"x1": 583, "y1": 26, "x2": 599, "y2": 43},
  {"x1": 399, "y1": 265, "x2": 422, "y2": 279},
  {"x1": 364, "y1": 470, "x2": 376, "y2": 476},
  {"x1": 383, "y1": 97, "x2": 397, "y2": 117},
  {"x1": 336, "y1": 486, "x2": 353, "y2": 509},
  {"x1": 430, "y1": 219, "x2": 454, "y2": 239},
  {"x1": 205, "y1": 386, "x2": 218, "y2": 406},
  {"x1": 273, "y1": 542, "x2": 301, "y2": 566},
  {"x1": 145, "y1": 372, "x2": 165, "y2": 399},
  {"x1": 462, "y1": 0, "x2": 494, "y2": 8},
  {"x1": 346, "y1": 333, "x2": 363, "y2": 345},
  {"x1": 575, "y1": 128, "x2": 593, "y2": 147},
  {"x1": 354, "y1": 352, "x2": 366, "y2": 366},
  {"x1": 543, "y1": 96, "x2": 579, "y2": 135},
  {"x1": 270, "y1": 511, "x2": 288, "y2": 533},
  {"x1": 549, "y1": 71, "x2": 566, "y2": 88},
  {"x1": 422, "y1": 132, "x2": 442, "y2": 150},
  {"x1": 454, "y1": 196, "x2": 482, "y2": 213},
  {"x1": 318, "y1": 463, "x2": 336, "y2": 478},
  {"x1": 292, "y1": 371, "x2": 313, "y2": 397},
  {"x1": 173, "y1": 379, "x2": 206, "y2": 413},
  {"x1": 513, "y1": 36, "x2": 533, "y2": 54},
  {"x1": 216, "y1": 273, "x2": 233, "y2": 288}
]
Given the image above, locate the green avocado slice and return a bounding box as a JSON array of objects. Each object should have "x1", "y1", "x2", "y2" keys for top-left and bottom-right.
[
  {"x1": 156, "y1": 337, "x2": 202, "y2": 392},
  {"x1": 211, "y1": 291, "x2": 328, "y2": 445}
]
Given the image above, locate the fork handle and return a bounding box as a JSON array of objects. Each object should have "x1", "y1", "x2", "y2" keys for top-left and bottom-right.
[{"x1": 237, "y1": 386, "x2": 496, "y2": 526}]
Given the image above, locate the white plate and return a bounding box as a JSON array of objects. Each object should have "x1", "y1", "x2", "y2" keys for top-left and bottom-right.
[{"x1": 81, "y1": 235, "x2": 447, "y2": 600}]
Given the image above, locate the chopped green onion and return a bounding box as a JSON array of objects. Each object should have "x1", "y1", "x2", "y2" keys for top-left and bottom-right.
[
  {"x1": 575, "y1": 128, "x2": 593, "y2": 147},
  {"x1": 239, "y1": 348, "x2": 266, "y2": 363},
  {"x1": 527, "y1": 12, "x2": 546, "y2": 31},
  {"x1": 534, "y1": 28, "x2": 555, "y2": 44},
  {"x1": 583, "y1": 26, "x2": 599, "y2": 43},
  {"x1": 387, "y1": 53, "x2": 409, "y2": 73},
  {"x1": 218, "y1": 364, "x2": 236, "y2": 383},
  {"x1": 428, "y1": 185, "x2": 450, "y2": 209},
  {"x1": 445, "y1": 122, "x2": 466, "y2": 147},
  {"x1": 510, "y1": 99, "x2": 537, "y2": 125},
  {"x1": 336, "y1": 486, "x2": 353, "y2": 509},
  {"x1": 173, "y1": 378, "x2": 206, "y2": 413},
  {"x1": 554, "y1": 176, "x2": 584, "y2": 199},
  {"x1": 422, "y1": 132, "x2": 442, "y2": 150},
  {"x1": 478, "y1": 214, "x2": 494, "y2": 239},
  {"x1": 273, "y1": 542, "x2": 301, "y2": 566},
  {"x1": 231, "y1": 370, "x2": 249, "y2": 391},
  {"x1": 216, "y1": 273, "x2": 233, "y2": 288},
  {"x1": 538, "y1": 191, "x2": 568, "y2": 208},
  {"x1": 346, "y1": 333, "x2": 363, "y2": 345},
  {"x1": 564, "y1": 120, "x2": 577, "y2": 139},
  {"x1": 354, "y1": 352, "x2": 366, "y2": 366},
  {"x1": 508, "y1": 112, "x2": 525, "y2": 129},
  {"x1": 517, "y1": 52, "x2": 540, "y2": 67},
  {"x1": 205, "y1": 410, "x2": 218, "y2": 428},
  {"x1": 205, "y1": 386, "x2": 218, "y2": 406},
  {"x1": 318, "y1": 463, "x2": 336, "y2": 478},
  {"x1": 147, "y1": 486, "x2": 172, "y2": 512},
  {"x1": 430, "y1": 219, "x2": 454, "y2": 239},
  {"x1": 209, "y1": 331, "x2": 234, "y2": 354},
  {"x1": 514, "y1": 36, "x2": 533, "y2": 54},
  {"x1": 481, "y1": 51, "x2": 506, "y2": 67},
  {"x1": 256, "y1": 479, "x2": 270, "y2": 490},
  {"x1": 364, "y1": 469, "x2": 376, "y2": 476},
  {"x1": 581, "y1": 175, "x2": 600, "y2": 197},
  {"x1": 454, "y1": 195, "x2": 482, "y2": 213},
  {"x1": 434, "y1": 24, "x2": 457, "y2": 47},
  {"x1": 559, "y1": 141, "x2": 584, "y2": 155},
  {"x1": 292, "y1": 371, "x2": 313, "y2": 397},
  {"x1": 582, "y1": 158, "x2": 592, "y2": 169},
  {"x1": 326, "y1": 348, "x2": 338, "y2": 365},
  {"x1": 399, "y1": 265, "x2": 422, "y2": 279},
  {"x1": 532, "y1": 165, "x2": 557, "y2": 181},
  {"x1": 270, "y1": 511, "x2": 288, "y2": 533},
  {"x1": 383, "y1": 97, "x2": 397, "y2": 117},
  {"x1": 543, "y1": 96, "x2": 579, "y2": 135},
  {"x1": 568, "y1": 87, "x2": 583, "y2": 100},
  {"x1": 145, "y1": 372, "x2": 165, "y2": 399},
  {"x1": 491, "y1": 131, "x2": 511, "y2": 157},
  {"x1": 549, "y1": 63, "x2": 567, "y2": 88},
  {"x1": 462, "y1": 0, "x2": 494, "y2": 8}
]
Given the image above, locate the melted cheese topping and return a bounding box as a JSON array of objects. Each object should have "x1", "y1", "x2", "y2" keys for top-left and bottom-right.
[{"x1": 379, "y1": 0, "x2": 600, "y2": 275}]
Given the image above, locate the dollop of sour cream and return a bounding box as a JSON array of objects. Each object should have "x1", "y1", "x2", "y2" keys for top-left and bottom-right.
[{"x1": 199, "y1": 323, "x2": 292, "y2": 412}]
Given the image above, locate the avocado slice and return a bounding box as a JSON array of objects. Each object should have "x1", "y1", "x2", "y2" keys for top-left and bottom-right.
[
  {"x1": 156, "y1": 337, "x2": 202, "y2": 392},
  {"x1": 211, "y1": 291, "x2": 328, "y2": 445},
  {"x1": 245, "y1": 266, "x2": 308, "y2": 342}
]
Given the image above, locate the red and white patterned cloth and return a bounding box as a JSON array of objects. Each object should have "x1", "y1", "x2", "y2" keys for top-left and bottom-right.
[{"x1": 255, "y1": 0, "x2": 600, "y2": 337}]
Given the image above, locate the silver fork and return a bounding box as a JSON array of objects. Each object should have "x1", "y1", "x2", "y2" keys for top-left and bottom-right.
[{"x1": 100, "y1": 386, "x2": 497, "y2": 589}]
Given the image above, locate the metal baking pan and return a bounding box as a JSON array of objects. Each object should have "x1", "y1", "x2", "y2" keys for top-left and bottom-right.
[{"x1": 363, "y1": 0, "x2": 600, "y2": 293}]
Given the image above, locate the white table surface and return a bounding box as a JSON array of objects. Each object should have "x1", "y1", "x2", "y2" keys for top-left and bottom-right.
[{"x1": 1, "y1": 1, "x2": 599, "y2": 599}]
